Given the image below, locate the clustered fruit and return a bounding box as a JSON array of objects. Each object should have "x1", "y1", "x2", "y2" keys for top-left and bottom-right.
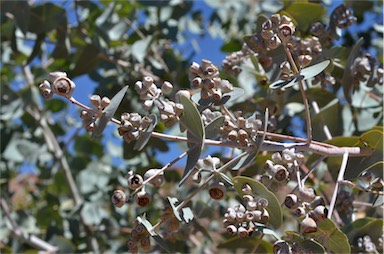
[
  {"x1": 117, "y1": 112, "x2": 154, "y2": 144},
  {"x1": 189, "y1": 59, "x2": 235, "y2": 104},
  {"x1": 135, "y1": 76, "x2": 185, "y2": 127},
  {"x1": 220, "y1": 113, "x2": 263, "y2": 147},
  {"x1": 38, "y1": 71, "x2": 76, "y2": 99},
  {"x1": 261, "y1": 149, "x2": 305, "y2": 191},
  {"x1": 284, "y1": 186, "x2": 327, "y2": 234},
  {"x1": 223, "y1": 185, "x2": 270, "y2": 238},
  {"x1": 222, "y1": 44, "x2": 256, "y2": 76},
  {"x1": 127, "y1": 219, "x2": 151, "y2": 253},
  {"x1": 351, "y1": 53, "x2": 384, "y2": 87},
  {"x1": 356, "y1": 235, "x2": 381, "y2": 253},
  {"x1": 80, "y1": 94, "x2": 111, "y2": 132}
]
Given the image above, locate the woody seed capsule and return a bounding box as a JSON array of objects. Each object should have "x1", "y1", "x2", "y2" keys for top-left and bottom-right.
[{"x1": 111, "y1": 190, "x2": 126, "y2": 208}]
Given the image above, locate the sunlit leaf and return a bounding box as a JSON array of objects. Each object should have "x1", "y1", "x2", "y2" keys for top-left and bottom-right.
[
  {"x1": 92, "y1": 85, "x2": 128, "y2": 137},
  {"x1": 233, "y1": 176, "x2": 282, "y2": 228}
]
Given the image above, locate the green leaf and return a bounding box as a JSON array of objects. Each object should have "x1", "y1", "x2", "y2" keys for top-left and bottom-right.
[
  {"x1": 204, "y1": 116, "x2": 224, "y2": 139},
  {"x1": 134, "y1": 114, "x2": 157, "y2": 151},
  {"x1": 308, "y1": 218, "x2": 350, "y2": 254},
  {"x1": 218, "y1": 237, "x2": 273, "y2": 253},
  {"x1": 179, "y1": 95, "x2": 205, "y2": 185},
  {"x1": 341, "y1": 37, "x2": 364, "y2": 104},
  {"x1": 28, "y1": 3, "x2": 66, "y2": 34},
  {"x1": 220, "y1": 39, "x2": 242, "y2": 53},
  {"x1": 312, "y1": 99, "x2": 343, "y2": 141},
  {"x1": 92, "y1": 85, "x2": 128, "y2": 137},
  {"x1": 283, "y1": 2, "x2": 326, "y2": 31},
  {"x1": 344, "y1": 218, "x2": 383, "y2": 246},
  {"x1": 233, "y1": 176, "x2": 282, "y2": 228},
  {"x1": 1, "y1": 0, "x2": 30, "y2": 35},
  {"x1": 71, "y1": 44, "x2": 101, "y2": 77},
  {"x1": 354, "y1": 129, "x2": 384, "y2": 152},
  {"x1": 44, "y1": 99, "x2": 67, "y2": 113}
]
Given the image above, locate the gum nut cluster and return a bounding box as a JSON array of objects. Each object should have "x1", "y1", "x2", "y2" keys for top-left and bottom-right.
[
  {"x1": 351, "y1": 53, "x2": 384, "y2": 86},
  {"x1": 188, "y1": 59, "x2": 234, "y2": 102},
  {"x1": 220, "y1": 114, "x2": 262, "y2": 147},
  {"x1": 284, "y1": 185, "x2": 328, "y2": 234},
  {"x1": 201, "y1": 108, "x2": 223, "y2": 126},
  {"x1": 246, "y1": 14, "x2": 296, "y2": 56},
  {"x1": 263, "y1": 149, "x2": 305, "y2": 184},
  {"x1": 321, "y1": 4, "x2": 357, "y2": 44},
  {"x1": 125, "y1": 171, "x2": 152, "y2": 207},
  {"x1": 135, "y1": 76, "x2": 174, "y2": 109},
  {"x1": 311, "y1": 71, "x2": 336, "y2": 88},
  {"x1": 222, "y1": 44, "x2": 255, "y2": 76},
  {"x1": 223, "y1": 191, "x2": 270, "y2": 238},
  {"x1": 288, "y1": 36, "x2": 322, "y2": 68},
  {"x1": 128, "y1": 219, "x2": 151, "y2": 253},
  {"x1": 38, "y1": 71, "x2": 76, "y2": 99},
  {"x1": 117, "y1": 112, "x2": 153, "y2": 144},
  {"x1": 80, "y1": 94, "x2": 111, "y2": 132},
  {"x1": 357, "y1": 235, "x2": 381, "y2": 253}
]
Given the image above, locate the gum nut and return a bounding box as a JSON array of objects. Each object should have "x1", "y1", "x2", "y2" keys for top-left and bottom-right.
[
  {"x1": 128, "y1": 174, "x2": 143, "y2": 190},
  {"x1": 234, "y1": 204, "x2": 246, "y2": 213},
  {"x1": 253, "y1": 210, "x2": 262, "y2": 221},
  {"x1": 161, "y1": 81, "x2": 173, "y2": 93},
  {"x1": 135, "y1": 223, "x2": 146, "y2": 235},
  {"x1": 53, "y1": 77, "x2": 75, "y2": 97},
  {"x1": 257, "y1": 198, "x2": 269, "y2": 208},
  {"x1": 273, "y1": 165, "x2": 289, "y2": 182},
  {"x1": 310, "y1": 196, "x2": 325, "y2": 209},
  {"x1": 313, "y1": 205, "x2": 328, "y2": 222},
  {"x1": 236, "y1": 211, "x2": 245, "y2": 223},
  {"x1": 295, "y1": 207, "x2": 306, "y2": 218},
  {"x1": 175, "y1": 89, "x2": 191, "y2": 102},
  {"x1": 237, "y1": 226, "x2": 248, "y2": 238},
  {"x1": 285, "y1": 194, "x2": 299, "y2": 209},
  {"x1": 225, "y1": 210, "x2": 237, "y2": 222},
  {"x1": 242, "y1": 184, "x2": 253, "y2": 194},
  {"x1": 271, "y1": 152, "x2": 283, "y2": 164},
  {"x1": 261, "y1": 208, "x2": 270, "y2": 221},
  {"x1": 101, "y1": 97, "x2": 111, "y2": 108},
  {"x1": 127, "y1": 239, "x2": 137, "y2": 250},
  {"x1": 208, "y1": 181, "x2": 226, "y2": 200},
  {"x1": 243, "y1": 194, "x2": 254, "y2": 203},
  {"x1": 264, "y1": 160, "x2": 275, "y2": 172},
  {"x1": 191, "y1": 77, "x2": 202, "y2": 89},
  {"x1": 227, "y1": 130, "x2": 238, "y2": 141},
  {"x1": 226, "y1": 225, "x2": 237, "y2": 235},
  {"x1": 143, "y1": 76, "x2": 154, "y2": 87},
  {"x1": 136, "y1": 190, "x2": 151, "y2": 207},
  {"x1": 245, "y1": 211, "x2": 255, "y2": 221},
  {"x1": 111, "y1": 190, "x2": 126, "y2": 208},
  {"x1": 42, "y1": 89, "x2": 53, "y2": 99},
  {"x1": 301, "y1": 217, "x2": 318, "y2": 234},
  {"x1": 273, "y1": 240, "x2": 291, "y2": 254},
  {"x1": 246, "y1": 201, "x2": 258, "y2": 211},
  {"x1": 140, "y1": 237, "x2": 151, "y2": 250}
]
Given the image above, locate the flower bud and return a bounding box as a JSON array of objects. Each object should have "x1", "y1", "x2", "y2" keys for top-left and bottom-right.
[{"x1": 111, "y1": 190, "x2": 126, "y2": 208}]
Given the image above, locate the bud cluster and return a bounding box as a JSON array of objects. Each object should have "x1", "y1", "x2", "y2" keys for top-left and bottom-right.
[
  {"x1": 220, "y1": 114, "x2": 263, "y2": 147},
  {"x1": 356, "y1": 235, "x2": 379, "y2": 253},
  {"x1": 80, "y1": 94, "x2": 111, "y2": 132},
  {"x1": 117, "y1": 112, "x2": 154, "y2": 144},
  {"x1": 189, "y1": 59, "x2": 234, "y2": 103},
  {"x1": 284, "y1": 186, "x2": 327, "y2": 234},
  {"x1": 222, "y1": 44, "x2": 256, "y2": 76},
  {"x1": 223, "y1": 192, "x2": 270, "y2": 238},
  {"x1": 351, "y1": 53, "x2": 383, "y2": 87},
  {"x1": 39, "y1": 71, "x2": 76, "y2": 99},
  {"x1": 262, "y1": 149, "x2": 305, "y2": 191},
  {"x1": 289, "y1": 36, "x2": 322, "y2": 67},
  {"x1": 201, "y1": 108, "x2": 223, "y2": 126},
  {"x1": 128, "y1": 219, "x2": 151, "y2": 253}
]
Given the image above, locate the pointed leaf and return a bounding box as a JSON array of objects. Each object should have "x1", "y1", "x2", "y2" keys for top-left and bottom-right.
[
  {"x1": 166, "y1": 197, "x2": 194, "y2": 223},
  {"x1": 233, "y1": 176, "x2": 282, "y2": 228},
  {"x1": 92, "y1": 86, "x2": 128, "y2": 137},
  {"x1": 179, "y1": 143, "x2": 203, "y2": 186},
  {"x1": 219, "y1": 172, "x2": 233, "y2": 186},
  {"x1": 134, "y1": 114, "x2": 157, "y2": 151},
  {"x1": 179, "y1": 95, "x2": 204, "y2": 141},
  {"x1": 308, "y1": 218, "x2": 350, "y2": 254},
  {"x1": 137, "y1": 216, "x2": 171, "y2": 253},
  {"x1": 232, "y1": 151, "x2": 257, "y2": 170}
]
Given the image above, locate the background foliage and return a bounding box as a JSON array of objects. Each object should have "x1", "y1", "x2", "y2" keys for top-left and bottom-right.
[{"x1": 1, "y1": 0, "x2": 383, "y2": 253}]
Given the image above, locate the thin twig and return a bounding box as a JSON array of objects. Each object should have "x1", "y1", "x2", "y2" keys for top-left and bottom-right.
[{"x1": 328, "y1": 152, "x2": 349, "y2": 219}]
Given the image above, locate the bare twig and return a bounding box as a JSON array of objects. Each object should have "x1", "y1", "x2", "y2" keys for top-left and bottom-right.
[{"x1": 0, "y1": 198, "x2": 59, "y2": 253}]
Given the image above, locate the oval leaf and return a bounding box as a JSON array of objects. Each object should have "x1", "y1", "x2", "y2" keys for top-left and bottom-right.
[{"x1": 233, "y1": 176, "x2": 282, "y2": 228}]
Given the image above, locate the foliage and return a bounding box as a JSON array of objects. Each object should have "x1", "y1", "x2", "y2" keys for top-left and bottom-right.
[{"x1": 1, "y1": 0, "x2": 383, "y2": 253}]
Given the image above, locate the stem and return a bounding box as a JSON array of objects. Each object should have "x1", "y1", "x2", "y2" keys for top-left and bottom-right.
[
  {"x1": 0, "y1": 198, "x2": 59, "y2": 253},
  {"x1": 283, "y1": 46, "x2": 312, "y2": 144},
  {"x1": 328, "y1": 152, "x2": 349, "y2": 219}
]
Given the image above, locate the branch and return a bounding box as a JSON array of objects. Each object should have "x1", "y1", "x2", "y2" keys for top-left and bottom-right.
[{"x1": 0, "y1": 198, "x2": 59, "y2": 253}]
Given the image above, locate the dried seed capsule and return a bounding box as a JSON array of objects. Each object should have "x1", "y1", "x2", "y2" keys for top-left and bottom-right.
[
  {"x1": 52, "y1": 77, "x2": 75, "y2": 98},
  {"x1": 144, "y1": 169, "x2": 164, "y2": 187},
  {"x1": 111, "y1": 190, "x2": 126, "y2": 208},
  {"x1": 285, "y1": 194, "x2": 299, "y2": 209},
  {"x1": 161, "y1": 81, "x2": 173, "y2": 94},
  {"x1": 261, "y1": 208, "x2": 270, "y2": 222},
  {"x1": 270, "y1": 14, "x2": 281, "y2": 25},
  {"x1": 136, "y1": 189, "x2": 151, "y2": 207},
  {"x1": 128, "y1": 174, "x2": 143, "y2": 190},
  {"x1": 140, "y1": 237, "x2": 151, "y2": 250},
  {"x1": 208, "y1": 181, "x2": 226, "y2": 200},
  {"x1": 301, "y1": 216, "x2": 318, "y2": 234},
  {"x1": 227, "y1": 130, "x2": 239, "y2": 141},
  {"x1": 48, "y1": 71, "x2": 67, "y2": 83},
  {"x1": 273, "y1": 240, "x2": 291, "y2": 254},
  {"x1": 226, "y1": 225, "x2": 237, "y2": 235},
  {"x1": 242, "y1": 184, "x2": 253, "y2": 195},
  {"x1": 135, "y1": 224, "x2": 146, "y2": 235},
  {"x1": 236, "y1": 211, "x2": 245, "y2": 223},
  {"x1": 238, "y1": 226, "x2": 248, "y2": 238},
  {"x1": 295, "y1": 206, "x2": 306, "y2": 218},
  {"x1": 310, "y1": 196, "x2": 325, "y2": 209},
  {"x1": 312, "y1": 205, "x2": 328, "y2": 222},
  {"x1": 127, "y1": 239, "x2": 137, "y2": 250},
  {"x1": 90, "y1": 95, "x2": 101, "y2": 108},
  {"x1": 257, "y1": 198, "x2": 269, "y2": 208},
  {"x1": 175, "y1": 90, "x2": 191, "y2": 103},
  {"x1": 272, "y1": 165, "x2": 289, "y2": 182}
]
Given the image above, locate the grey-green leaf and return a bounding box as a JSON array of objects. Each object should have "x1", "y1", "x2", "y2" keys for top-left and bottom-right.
[
  {"x1": 205, "y1": 116, "x2": 225, "y2": 139},
  {"x1": 134, "y1": 114, "x2": 157, "y2": 151}
]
